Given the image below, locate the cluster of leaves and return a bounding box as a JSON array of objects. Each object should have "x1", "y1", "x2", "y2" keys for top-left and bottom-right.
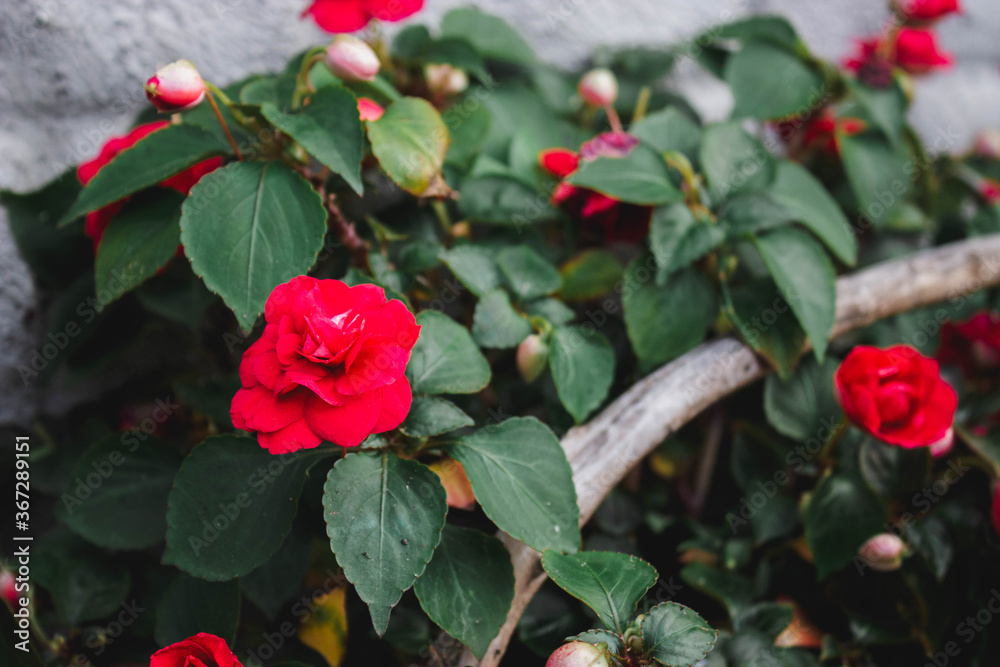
[{"x1": 3, "y1": 6, "x2": 1000, "y2": 667}]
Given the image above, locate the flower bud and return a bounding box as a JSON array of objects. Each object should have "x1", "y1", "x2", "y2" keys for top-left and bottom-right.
[
  {"x1": 858, "y1": 533, "x2": 907, "y2": 572},
  {"x1": 578, "y1": 68, "x2": 618, "y2": 107},
  {"x1": 357, "y1": 97, "x2": 385, "y2": 122},
  {"x1": 545, "y1": 642, "x2": 612, "y2": 667},
  {"x1": 517, "y1": 334, "x2": 549, "y2": 383},
  {"x1": 326, "y1": 35, "x2": 380, "y2": 82},
  {"x1": 424, "y1": 63, "x2": 469, "y2": 95},
  {"x1": 974, "y1": 129, "x2": 1000, "y2": 158},
  {"x1": 1, "y1": 569, "x2": 18, "y2": 609},
  {"x1": 144, "y1": 60, "x2": 205, "y2": 112}
]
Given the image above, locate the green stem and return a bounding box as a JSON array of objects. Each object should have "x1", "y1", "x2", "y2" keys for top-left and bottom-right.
[
  {"x1": 292, "y1": 47, "x2": 328, "y2": 108},
  {"x1": 204, "y1": 86, "x2": 243, "y2": 160}
]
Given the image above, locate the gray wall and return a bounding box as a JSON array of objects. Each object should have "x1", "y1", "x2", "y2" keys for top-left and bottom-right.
[{"x1": 2, "y1": 0, "x2": 998, "y2": 425}]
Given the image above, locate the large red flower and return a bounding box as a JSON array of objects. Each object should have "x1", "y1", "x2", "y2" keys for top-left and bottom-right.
[
  {"x1": 77, "y1": 122, "x2": 222, "y2": 250},
  {"x1": 897, "y1": 0, "x2": 961, "y2": 22},
  {"x1": 938, "y1": 312, "x2": 1000, "y2": 377},
  {"x1": 231, "y1": 277, "x2": 420, "y2": 453},
  {"x1": 846, "y1": 28, "x2": 953, "y2": 77},
  {"x1": 150, "y1": 633, "x2": 242, "y2": 667},
  {"x1": 539, "y1": 132, "x2": 652, "y2": 243},
  {"x1": 303, "y1": 0, "x2": 423, "y2": 33},
  {"x1": 835, "y1": 345, "x2": 957, "y2": 448}
]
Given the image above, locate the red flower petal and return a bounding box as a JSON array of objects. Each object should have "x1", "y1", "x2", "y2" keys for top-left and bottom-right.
[
  {"x1": 303, "y1": 0, "x2": 371, "y2": 32},
  {"x1": 304, "y1": 390, "x2": 383, "y2": 447},
  {"x1": 372, "y1": 375, "x2": 412, "y2": 433},
  {"x1": 539, "y1": 148, "x2": 580, "y2": 178}
]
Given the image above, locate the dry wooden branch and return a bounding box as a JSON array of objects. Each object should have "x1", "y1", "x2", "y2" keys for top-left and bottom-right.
[{"x1": 450, "y1": 234, "x2": 1000, "y2": 667}]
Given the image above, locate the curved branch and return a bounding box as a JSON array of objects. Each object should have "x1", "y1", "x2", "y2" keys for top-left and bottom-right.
[{"x1": 455, "y1": 234, "x2": 1000, "y2": 667}]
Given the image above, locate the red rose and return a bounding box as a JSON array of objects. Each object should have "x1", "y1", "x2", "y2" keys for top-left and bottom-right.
[
  {"x1": 151, "y1": 633, "x2": 241, "y2": 667},
  {"x1": 302, "y1": 0, "x2": 423, "y2": 33},
  {"x1": 845, "y1": 28, "x2": 952, "y2": 77},
  {"x1": 897, "y1": 0, "x2": 961, "y2": 22},
  {"x1": 938, "y1": 312, "x2": 1000, "y2": 376},
  {"x1": 231, "y1": 277, "x2": 420, "y2": 453},
  {"x1": 77, "y1": 122, "x2": 222, "y2": 250},
  {"x1": 835, "y1": 345, "x2": 957, "y2": 448},
  {"x1": 539, "y1": 132, "x2": 652, "y2": 243}
]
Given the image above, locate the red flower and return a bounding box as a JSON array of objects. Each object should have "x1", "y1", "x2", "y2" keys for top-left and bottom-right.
[
  {"x1": 77, "y1": 122, "x2": 222, "y2": 250},
  {"x1": 846, "y1": 28, "x2": 953, "y2": 77},
  {"x1": 980, "y1": 180, "x2": 1000, "y2": 204},
  {"x1": 777, "y1": 111, "x2": 866, "y2": 157},
  {"x1": 938, "y1": 312, "x2": 1000, "y2": 376},
  {"x1": 150, "y1": 633, "x2": 242, "y2": 667},
  {"x1": 303, "y1": 0, "x2": 423, "y2": 33},
  {"x1": 897, "y1": 0, "x2": 961, "y2": 22},
  {"x1": 231, "y1": 277, "x2": 420, "y2": 453},
  {"x1": 835, "y1": 345, "x2": 957, "y2": 448},
  {"x1": 357, "y1": 97, "x2": 385, "y2": 121},
  {"x1": 539, "y1": 132, "x2": 652, "y2": 243}
]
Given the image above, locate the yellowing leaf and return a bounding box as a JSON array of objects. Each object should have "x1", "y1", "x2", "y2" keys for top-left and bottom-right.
[{"x1": 299, "y1": 588, "x2": 349, "y2": 667}]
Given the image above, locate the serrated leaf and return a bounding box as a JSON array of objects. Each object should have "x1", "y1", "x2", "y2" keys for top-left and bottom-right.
[
  {"x1": 180, "y1": 161, "x2": 328, "y2": 331},
  {"x1": 399, "y1": 396, "x2": 474, "y2": 438},
  {"x1": 414, "y1": 526, "x2": 514, "y2": 659},
  {"x1": 323, "y1": 451, "x2": 447, "y2": 634},
  {"x1": 472, "y1": 289, "x2": 532, "y2": 349},
  {"x1": 446, "y1": 417, "x2": 580, "y2": 553},
  {"x1": 542, "y1": 550, "x2": 657, "y2": 634},
  {"x1": 641, "y1": 602, "x2": 717, "y2": 667},
  {"x1": 497, "y1": 245, "x2": 562, "y2": 301},
  {"x1": 406, "y1": 311, "x2": 491, "y2": 394},
  {"x1": 549, "y1": 326, "x2": 615, "y2": 423},
  {"x1": 367, "y1": 97, "x2": 451, "y2": 196}
]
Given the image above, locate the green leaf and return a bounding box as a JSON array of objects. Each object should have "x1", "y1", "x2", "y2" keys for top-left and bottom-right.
[
  {"x1": 400, "y1": 396, "x2": 474, "y2": 438},
  {"x1": 641, "y1": 602, "x2": 718, "y2": 667},
  {"x1": 803, "y1": 471, "x2": 886, "y2": 580},
  {"x1": 558, "y1": 250, "x2": 624, "y2": 301},
  {"x1": 650, "y1": 203, "x2": 726, "y2": 280},
  {"x1": 569, "y1": 629, "x2": 627, "y2": 658},
  {"x1": 700, "y1": 122, "x2": 775, "y2": 202},
  {"x1": 568, "y1": 143, "x2": 683, "y2": 205},
  {"x1": 623, "y1": 259, "x2": 717, "y2": 372},
  {"x1": 526, "y1": 297, "x2": 576, "y2": 326},
  {"x1": 859, "y1": 437, "x2": 930, "y2": 499},
  {"x1": 764, "y1": 356, "x2": 842, "y2": 442},
  {"x1": 163, "y1": 435, "x2": 331, "y2": 580},
  {"x1": 718, "y1": 192, "x2": 794, "y2": 235},
  {"x1": 838, "y1": 130, "x2": 909, "y2": 227},
  {"x1": 180, "y1": 161, "x2": 328, "y2": 331},
  {"x1": 445, "y1": 101, "x2": 491, "y2": 167},
  {"x1": 712, "y1": 15, "x2": 800, "y2": 47},
  {"x1": 849, "y1": 79, "x2": 908, "y2": 146},
  {"x1": 439, "y1": 245, "x2": 501, "y2": 297},
  {"x1": 769, "y1": 161, "x2": 857, "y2": 265},
  {"x1": 154, "y1": 575, "x2": 241, "y2": 647},
  {"x1": 724, "y1": 278, "x2": 807, "y2": 380},
  {"x1": 753, "y1": 228, "x2": 835, "y2": 361},
  {"x1": 55, "y1": 433, "x2": 180, "y2": 550},
  {"x1": 906, "y1": 515, "x2": 952, "y2": 581},
  {"x1": 323, "y1": 451, "x2": 447, "y2": 635},
  {"x1": 441, "y1": 7, "x2": 535, "y2": 64},
  {"x1": 261, "y1": 86, "x2": 364, "y2": 195},
  {"x1": 497, "y1": 245, "x2": 562, "y2": 301},
  {"x1": 93, "y1": 189, "x2": 183, "y2": 309},
  {"x1": 542, "y1": 550, "x2": 657, "y2": 634},
  {"x1": 726, "y1": 42, "x2": 825, "y2": 120},
  {"x1": 629, "y1": 107, "x2": 701, "y2": 164},
  {"x1": 414, "y1": 526, "x2": 515, "y2": 659},
  {"x1": 241, "y1": 528, "x2": 312, "y2": 620},
  {"x1": 446, "y1": 417, "x2": 580, "y2": 552},
  {"x1": 458, "y1": 175, "x2": 554, "y2": 225},
  {"x1": 549, "y1": 326, "x2": 615, "y2": 423},
  {"x1": 60, "y1": 124, "x2": 227, "y2": 225},
  {"x1": 680, "y1": 562, "x2": 754, "y2": 617},
  {"x1": 472, "y1": 289, "x2": 532, "y2": 348},
  {"x1": 406, "y1": 311, "x2": 491, "y2": 394},
  {"x1": 734, "y1": 602, "x2": 794, "y2": 640},
  {"x1": 368, "y1": 97, "x2": 451, "y2": 196}
]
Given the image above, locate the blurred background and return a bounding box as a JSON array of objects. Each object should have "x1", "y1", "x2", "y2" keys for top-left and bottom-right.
[{"x1": 1, "y1": 0, "x2": 998, "y2": 426}]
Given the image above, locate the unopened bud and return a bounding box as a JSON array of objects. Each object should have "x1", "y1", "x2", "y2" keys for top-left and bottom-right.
[
  {"x1": 578, "y1": 68, "x2": 618, "y2": 107},
  {"x1": 326, "y1": 35, "x2": 380, "y2": 82},
  {"x1": 357, "y1": 97, "x2": 385, "y2": 122},
  {"x1": 425, "y1": 63, "x2": 469, "y2": 95},
  {"x1": 545, "y1": 642, "x2": 612, "y2": 667},
  {"x1": 144, "y1": 60, "x2": 205, "y2": 112},
  {"x1": 517, "y1": 334, "x2": 549, "y2": 383},
  {"x1": 858, "y1": 533, "x2": 907, "y2": 572}
]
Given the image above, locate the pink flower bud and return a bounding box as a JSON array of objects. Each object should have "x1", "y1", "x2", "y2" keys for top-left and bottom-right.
[
  {"x1": 326, "y1": 35, "x2": 380, "y2": 82},
  {"x1": 424, "y1": 64, "x2": 469, "y2": 95},
  {"x1": 546, "y1": 642, "x2": 612, "y2": 667},
  {"x1": 974, "y1": 129, "x2": 1000, "y2": 158},
  {"x1": 144, "y1": 60, "x2": 206, "y2": 112},
  {"x1": 858, "y1": 533, "x2": 907, "y2": 572},
  {"x1": 1, "y1": 569, "x2": 18, "y2": 609},
  {"x1": 578, "y1": 68, "x2": 618, "y2": 107},
  {"x1": 357, "y1": 97, "x2": 384, "y2": 122},
  {"x1": 517, "y1": 334, "x2": 549, "y2": 383}
]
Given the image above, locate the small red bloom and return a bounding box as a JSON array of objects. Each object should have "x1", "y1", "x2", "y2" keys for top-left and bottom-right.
[
  {"x1": 303, "y1": 0, "x2": 423, "y2": 33},
  {"x1": 357, "y1": 97, "x2": 385, "y2": 122},
  {"x1": 845, "y1": 28, "x2": 953, "y2": 77},
  {"x1": 231, "y1": 277, "x2": 420, "y2": 453},
  {"x1": 897, "y1": 0, "x2": 961, "y2": 22},
  {"x1": 150, "y1": 633, "x2": 242, "y2": 667},
  {"x1": 77, "y1": 123, "x2": 222, "y2": 250},
  {"x1": 1, "y1": 569, "x2": 19, "y2": 609},
  {"x1": 835, "y1": 345, "x2": 957, "y2": 448},
  {"x1": 980, "y1": 180, "x2": 1000, "y2": 205},
  {"x1": 539, "y1": 132, "x2": 652, "y2": 243},
  {"x1": 938, "y1": 312, "x2": 1000, "y2": 376}
]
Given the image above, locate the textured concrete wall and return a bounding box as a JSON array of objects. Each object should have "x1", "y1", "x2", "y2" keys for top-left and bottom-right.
[{"x1": 2, "y1": 0, "x2": 998, "y2": 425}]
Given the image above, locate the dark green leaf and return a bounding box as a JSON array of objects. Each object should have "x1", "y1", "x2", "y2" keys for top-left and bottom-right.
[
  {"x1": 734, "y1": 602, "x2": 794, "y2": 641},
  {"x1": 459, "y1": 175, "x2": 553, "y2": 225},
  {"x1": 180, "y1": 161, "x2": 327, "y2": 331},
  {"x1": 849, "y1": 79, "x2": 908, "y2": 146},
  {"x1": 724, "y1": 277, "x2": 807, "y2": 380},
  {"x1": 838, "y1": 130, "x2": 909, "y2": 228},
  {"x1": 400, "y1": 396, "x2": 474, "y2": 438},
  {"x1": 641, "y1": 602, "x2": 718, "y2": 667},
  {"x1": 769, "y1": 161, "x2": 857, "y2": 265},
  {"x1": 414, "y1": 526, "x2": 514, "y2": 659},
  {"x1": 630, "y1": 108, "x2": 701, "y2": 163},
  {"x1": 764, "y1": 356, "x2": 841, "y2": 442},
  {"x1": 498, "y1": 245, "x2": 562, "y2": 301},
  {"x1": 241, "y1": 528, "x2": 312, "y2": 620},
  {"x1": 154, "y1": 575, "x2": 240, "y2": 646},
  {"x1": 542, "y1": 550, "x2": 657, "y2": 634},
  {"x1": 712, "y1": 15, "x2": 800, "y2": 47},
  {"x1": 568, "y1": 143, "x2": 682, "y2": 206},
  {"x1": 906, "y1": 515, "x2": 952, "y2": 581},
  {"x1": 472, "y1": 289, "x2": 532, "y2": 349},
  {"x1": 726, "y1": 42, "x2": 825, "y2": 120},
  {"x1": 368, "y1": 97, "x2": 451, "y2": 196},
  {"x1": 650, "y1": 203, "x2": 726, "y2": 280},
  {"x1": 700, "y1": 122, "x2": 775, "y2": 202},
  {"x1": 446, "y1": 417, "x2": 580, "y2": 553},
  {"x1": 680, "y1": 562, "x2": 754, "y2": 617},
  {"x1": 439, "y1": 245, "x2": 501, "y2": 297},
  {"x1": 558, "y1": 250, "x2": 625, "y2": 301},
  {"x1": 440, "y1": 8, "x2": 535, "y2": 64},
  {"x1": 323, "y1": 451, "x2": 447, "y2": 634},
  {"x1": 549, "y1": 326, "x2": 615, "y2": 423},
  {"x1": 860, "y1": 437, "x2": 930, "y2": 499},
  {"x1": 804, "y1": 471, "x2": 886, "y2": 580},
  {"x1": 406, "y1": 311, "x2": 491, "y2": 394}
]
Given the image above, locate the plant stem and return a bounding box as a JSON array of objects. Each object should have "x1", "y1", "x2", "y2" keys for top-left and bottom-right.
[
  {"x1": 205, "y1": 88, "x2": 243, "y2": 160},
  {"x1": 632, "y1": 86, "x2": 652, "y2": 124},
  {"x1": 604, "y1": 103, "x2": 625, "y2": 134}
]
